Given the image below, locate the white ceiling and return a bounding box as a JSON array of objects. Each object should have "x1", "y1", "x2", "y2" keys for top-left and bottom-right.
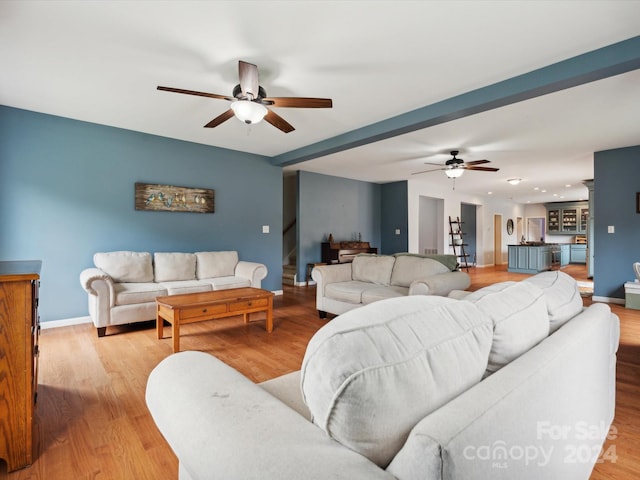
[{"x1": 2, "y1": 1, "x2": 639, "y2": 204}]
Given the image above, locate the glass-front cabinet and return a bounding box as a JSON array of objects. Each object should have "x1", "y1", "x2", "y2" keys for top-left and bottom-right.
[{"x1": 545, "y1": 201, "x2": 588, "y2": 234}]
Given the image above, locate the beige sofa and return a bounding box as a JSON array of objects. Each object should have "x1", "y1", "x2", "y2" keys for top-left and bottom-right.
[
  {"x1": 80, "y1": 251, "x2": 267, "y2": 337},
  {"x1": 146, "y1": 271, "x2": 619, "y2": 480},
  {"x1": 311, "y1": 253, "x2": 470, "y2": 318}
]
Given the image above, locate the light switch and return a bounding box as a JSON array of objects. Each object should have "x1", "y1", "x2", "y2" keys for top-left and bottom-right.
[
  {"x1": 608, "y1": 225, "x2": 615, "y2": 234},
  {"x1": 262, "y1": 225, "x2": 270, "y2": 234},
  {"x1": 395, "y1": 229, "x2": 401, "y2": 235}
]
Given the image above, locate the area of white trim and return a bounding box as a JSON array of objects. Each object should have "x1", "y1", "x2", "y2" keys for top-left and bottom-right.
[
  {"x1": 592, "y1": 296, "x2": 624, "y2": 305},
  {"x1": 40, "y1": 316, "x2": 92, "y2": 329},
  {"x1": 272, "y1": 289, "x2": 284, "y2": 296}
]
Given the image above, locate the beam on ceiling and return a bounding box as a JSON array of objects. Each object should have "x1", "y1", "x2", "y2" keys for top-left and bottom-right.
[{"x1": 270, "y1": 35, "x2": 640, "y2": 167}]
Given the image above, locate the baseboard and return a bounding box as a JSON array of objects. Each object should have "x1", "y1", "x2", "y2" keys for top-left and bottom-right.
[
  {"x1": 41, "y1": 316, "x2": 92, "y2": 330},
  {"x1": 272, "y1": 289, "x2": 284, "y2": 296},
  {"x1": 592, "y1": 296, "x2": 625, "y2": 305}
]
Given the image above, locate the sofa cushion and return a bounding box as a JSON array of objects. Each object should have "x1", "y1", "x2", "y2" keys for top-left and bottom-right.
[
  {"x1": 325, "y1": 281, "x2": 374, "y2": 304},
  {"x1": 524, "y1": 270, "x2": 583, "y2": 333},
  {"x1": 301, "y1": 295, "x2": 493, "y2": 468},
  {"x1": 154, "y1": 253, "x2": 197, "y2": 283},
  {"x1": 195, "y1": 251, "x2": 238, "y2": 279},
  {"x1": 158, "y1": 280, "x2": 212, "y2": 296},
  {"x1": 390, "y1": 255, "x2": 450, "y2": 287},
  {"x1": 94, "y1": 251, "x2": 153, "y2": 283},
  {"x1": 113, "y1": 282, "x2": 168, "y2": 306},
  {"x1": 463, "y1": 281, "x2": 549, "y2": 376},
  {"x1": 361, "y1": 285, "x2": 408, "y2": 304},
  {"x1": 351, "y1": 255, "x2": 395, "y2": 285},
  {"x1": 205, "y1": 276, "x2": 251, "y2": 290}
]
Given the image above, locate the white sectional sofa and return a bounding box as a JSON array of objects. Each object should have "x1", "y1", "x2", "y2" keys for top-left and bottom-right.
[
  {"x1": 312, "y1": 253, "x2": 470, "y2": 318},
  {"x1": 146, "y1": 270, "x2": 619, "y2": 480},
  {"x1": 80, "y1": 251, "x2": 267, "y2": 337}
]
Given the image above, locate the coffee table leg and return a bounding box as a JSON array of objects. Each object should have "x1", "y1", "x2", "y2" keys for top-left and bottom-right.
[
  {"x1": 172, "y1": 315, "x2": 180, "y2": 353},
  {"x1": 156, "y1": 305, "x2": 164, "y2": 339},
  {"x1": 266, "y1": 298, "x2": 273, "y2": 333}
]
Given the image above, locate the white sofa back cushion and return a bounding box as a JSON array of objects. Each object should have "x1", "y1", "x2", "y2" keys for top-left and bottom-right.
[
  {"x1": 301, "y1": 295, "x2": 493, "y2": 468},
  {"x1": 94, "y1": 251, "x2": 153, "y2": 283},
  {"x1": 390, "y1": 255, "x2": 450, "y2": 287},
  {"x1": 154, "y1": 253, "x2": 197, "y2": 283},
  {"x1": 195, "y1": 251, "x2": 238, "y2": 279},
  {"x1": 351, "y1": 255, "x2": 396, "y2": 285},
  {"x1": 463, "y1": 281, "x2": 549, "y2": 376},
  {"x1": 524, "y1": 270, "x2": 583, "y2": 333}
]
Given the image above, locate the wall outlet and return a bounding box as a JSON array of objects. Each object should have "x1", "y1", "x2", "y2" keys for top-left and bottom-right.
[
  {"x1": 608, "y1": 225, "x2": 615, "y2": 234},
  {"x1": 262, "y1": 225, "x2": 270, "y2": 234}
]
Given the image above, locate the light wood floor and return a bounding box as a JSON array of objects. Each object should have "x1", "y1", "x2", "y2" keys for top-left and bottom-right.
[{"x1": 2, "y1": 265, "x2": 638, "y2": 479}]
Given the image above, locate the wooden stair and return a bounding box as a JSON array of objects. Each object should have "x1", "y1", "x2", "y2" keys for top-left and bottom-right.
[{"x1": 282, "y1": 264, "x2": 297, "y2": 286}]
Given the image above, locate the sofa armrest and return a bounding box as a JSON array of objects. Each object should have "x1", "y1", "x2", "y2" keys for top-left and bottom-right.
[
  {"x1": 408, "y1": 271, "x2": 471, "y2": 296},
  {"x1": 234, "y1": 261, "x2": 268, "y2": 288},
  {"x1": 80, "y1": 268, "x2": 115, "y2": 302},
  {"x1": 146, "y1": 351, "x2": 393, "y2": 480},
  {"x1": 311, "y1": 263, "x2": 352, "y2": 294}
]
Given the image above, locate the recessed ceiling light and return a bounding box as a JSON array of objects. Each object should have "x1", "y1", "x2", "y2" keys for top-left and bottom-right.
[
  {"x1": 560, "y1": 195, "x2": 565, "y2": 199},
  {"x1": 565, "y1": 184, "x2": 572, "y2": 188},
  {"x1": 553, "y1": 193, "x2": 558, "y2": 197},
  {"x1": 533, "y1": 187, "x2": 539, "y2": 191},
  {"x1": 507, "y1": 178, "x2": 522, "y2": 185},
  {"x1": 488, "y1": 191, "x2": 493, "y2": 195},
  {"x1": 541, "y1": 189, "x2": 547, "y2": 193}
]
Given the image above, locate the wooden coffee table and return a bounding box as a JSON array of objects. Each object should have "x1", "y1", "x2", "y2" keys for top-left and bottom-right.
[{"x1": 156, "y1": 287, "x2": 274, "y2": 352}]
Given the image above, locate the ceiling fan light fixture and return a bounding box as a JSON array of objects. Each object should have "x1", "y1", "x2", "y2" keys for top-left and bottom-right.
[
  {"x1": 230, "y1": 100, "x2": 267, "y2": 124},
  {"x1": 445, "y1": 167, "x2": 464, "y2": 178}
]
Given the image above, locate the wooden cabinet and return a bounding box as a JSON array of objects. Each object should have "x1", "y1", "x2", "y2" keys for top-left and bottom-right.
[
  {"x1": 0, "y1": 260, "x2": 41, "y2": 472},
  {"x1": 321, "y1": 241, "x2": 377, "y2": 264},
  {"x1": 545, "y1": 202, "x2": 588, "y2": 234}
]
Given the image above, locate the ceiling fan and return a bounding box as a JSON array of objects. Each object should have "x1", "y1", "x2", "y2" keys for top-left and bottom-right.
[
  {"x1": 412, "y1": 150, "x2": 499, "y2": 178},
  {"x1": 157, "y1": 60, "x2": 333, "y2": 133}
]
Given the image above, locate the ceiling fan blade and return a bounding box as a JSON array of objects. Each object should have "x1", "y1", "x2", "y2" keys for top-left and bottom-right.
[
  {"x1": 264, "y1": 109, "x2": 295, "y2": 133},
  {"x1": 412, "y1": 168, "x2": 444, "y2": 175},
  {"x1": 465, "y1": 159, "x2": 490, "y2": 166},
  {"x1": 239, "y1": 61, "x2": 259, "y2": 99},
  {"x1": 423, "y1": 161, "x2": 446, "y2": 166},
  {"x1": 465, "y1": 166, "x2": 500, "y2": 172},
  {"x1": 203, "y1": 109, "x2": 235, "y2": 128},
  {"x1": 262, "y1": 97, "x2": 333, "y2": 108},
  {"x1": 157, "y1": 86, "x2": 233, "y2": 101}
]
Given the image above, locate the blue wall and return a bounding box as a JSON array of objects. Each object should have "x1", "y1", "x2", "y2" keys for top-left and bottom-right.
[
  {"x1": 0, "y1": 106, "x2": 282, "y2": 322},
  {"x1": 297, "y1": 171, "x2": 381, "y2": 279},
  {"x1": 593, "y1": 145, "x2": 640, "y2": 299},
  {"x1": 380, "y1": 181, "x2": 408, "y2": 254}
]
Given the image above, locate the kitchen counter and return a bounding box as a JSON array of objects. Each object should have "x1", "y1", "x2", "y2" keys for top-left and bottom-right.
[{"x1": 507, "y1": 244, "x2": 552, "y2": 274}]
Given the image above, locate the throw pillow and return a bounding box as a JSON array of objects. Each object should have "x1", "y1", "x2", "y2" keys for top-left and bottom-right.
[
  {"x1": 154, "y1": 253, "x2": 197, "y2": 283},
  {"x1": 301, "y1": 295, "x2": 493, "y2": 468},
  {"x1": 94, "y1": 251, "x2": 153, "y2": 283},
  {"x1": 195, "y1": 251, "x2": 238, "y2": 279},
  {"x1": 463, "y1": 281, "x2": 549, "y2": 376},
  {"x1": 523, "y1": 270, "x2": 583, "y2": 333},
  {"x1": 351, "y1": 254, "x2": 395, "y2": 285}
]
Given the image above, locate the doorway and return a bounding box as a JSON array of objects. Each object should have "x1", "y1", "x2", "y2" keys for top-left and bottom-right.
[{"x1": 494, "y1": 214, "x2": 502, "y2": 265}]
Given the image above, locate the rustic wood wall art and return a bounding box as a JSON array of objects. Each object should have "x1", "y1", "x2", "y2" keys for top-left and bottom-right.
[{"x1": 135, "y1": 183, "x2": 215, "y2": 213}]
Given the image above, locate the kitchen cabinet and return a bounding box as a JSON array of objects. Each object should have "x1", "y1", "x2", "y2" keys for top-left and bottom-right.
[
  {"x1": 570, "y1": 244, "x2": 587, "y2": 264},
  {"x1": 545, "y1": 201, "x2": 588, "y2": 234},
  {"x1": 508, "y1": 245, "x2": 552, "y2": 274}
]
